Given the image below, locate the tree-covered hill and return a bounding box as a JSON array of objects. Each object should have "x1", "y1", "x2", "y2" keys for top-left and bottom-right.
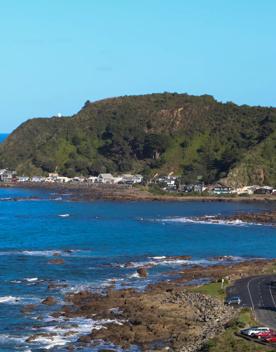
[{"x1": 0, "y1": 93, "x2": 275, "y2": 186}]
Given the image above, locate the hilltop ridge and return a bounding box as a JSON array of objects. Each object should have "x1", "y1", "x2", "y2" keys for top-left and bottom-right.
[{"x1": 0, "y1": 92, "x2": 275, "y2": 186}]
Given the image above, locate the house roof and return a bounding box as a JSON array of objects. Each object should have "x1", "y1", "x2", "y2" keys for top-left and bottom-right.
[{"x1": 98, "y1": 173, "x2": 114, "y2": 178}]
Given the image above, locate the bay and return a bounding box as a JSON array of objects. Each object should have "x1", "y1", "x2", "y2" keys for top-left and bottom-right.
[{"x1": 0, "y1": 186, "x2": 275, "y2": 351}]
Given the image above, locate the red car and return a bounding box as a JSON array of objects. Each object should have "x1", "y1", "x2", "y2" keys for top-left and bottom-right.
[
  {"x1": 255, "y1": 329, "x2": 275, "y2": 339},
  {"x1": 262, "y1": 335, "x2": 276, "y2": 343}
]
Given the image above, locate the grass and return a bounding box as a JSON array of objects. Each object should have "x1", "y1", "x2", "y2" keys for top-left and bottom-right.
[
  {"x1": 203, "y1": 308, "x2": 275, "y2": 352},
  {"x1": 191, "y1": 282, "x2": 227, "y2": 301},
  {"x1": 193, "y1": 281, "x2": 276, "y2": 351},
  {"x1": 261, "y1": 261, "x2": 276, "y2": 275}
]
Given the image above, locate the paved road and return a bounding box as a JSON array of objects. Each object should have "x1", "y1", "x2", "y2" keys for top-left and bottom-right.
[{"x1": 227, "y1": 275, "x2": 276, "y2": 328}]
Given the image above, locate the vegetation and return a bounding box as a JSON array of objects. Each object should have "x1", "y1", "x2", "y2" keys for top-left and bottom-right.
[
  {"x1": 0, "y1": 93, "x2": 275, "y2": 185},
  {"x1": 202, "y1": 308, "x2": 274, "y2": 352},
  {"x1": 191, "y1": 281, "x2": 227, "y2": 300},
  {"x1": 195, "y1": 280, "x2": 275, "y2": 352}
]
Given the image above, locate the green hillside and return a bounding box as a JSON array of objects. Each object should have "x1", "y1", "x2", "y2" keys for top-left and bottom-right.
[{"x1": 0, "y1": 93, "x2": 275, "y2": 186}]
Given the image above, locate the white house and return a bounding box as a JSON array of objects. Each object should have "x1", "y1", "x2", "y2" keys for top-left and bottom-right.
[
  {"x1": 31, "y1": 176, "x2": 46, "y2": 183},
  {"x1": 0, "y1": 169, "x2": 16, "y2": 182},
  {"x1": 113, "y1": 176, "x2": 123, "y2": 184},
  {"x1": 17, "y1": 176, "x2": 30, "y2": 183},
  {"x1": 133, "y1": 174, "x2": 143, "y2": 184},
  {"x1": 121, "y1": 174, "x2": 143, "y2": 184},
  {"x1": 56, "y1": 176, "x2": 71, "y2": 183},
  {"x1": 97, "y1": 173, "x2": 115, "y2": 184},
  {"x1": 87, "y1": 176, "x2": 98, "y2": 183}
]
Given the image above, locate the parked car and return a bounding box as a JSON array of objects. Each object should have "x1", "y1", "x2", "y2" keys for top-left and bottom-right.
[
  {"x1": 225, "y1": 296, "x2": 241, "y2": 305},
  {"x1": 241, "y1": 327, "x2": 270, "y2": 337},
  {"x1": 253, "y1": 329, "x2": 275, "y2": 339},
  {"x1": 262, "y1": 335, "x2": 276, "y2": 343}
]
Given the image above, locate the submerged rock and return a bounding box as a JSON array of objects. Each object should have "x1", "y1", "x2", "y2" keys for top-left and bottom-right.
[
  {"x1": 41, "y1": 296, "x2": 57, "y2": 305},
  {"x1": 53, "y1": 252, "x2": 61, "y2": 257},
  {"x1": 48, "y1": 258, "x2": 65, "y2": 265},
  {"x1": 48, "y1": 282, "x2": 68, "y2": 290},
  {"x1": 137, "y1": 267, "x2": 148, "y2": 277},
  {"x1": 21, "y1": 304, "x2": 36, "y2": 314}
]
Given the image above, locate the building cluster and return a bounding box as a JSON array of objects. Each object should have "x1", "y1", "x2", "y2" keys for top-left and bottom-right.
[
  {"x1": 153, "y1": 175, "x2": 276, "y2": 195},
  {"x1": 0, "y1": 169, "x2": 143, "y2": 186},
  {"x1": 0, "y1": 168, "x2": 276, "y2": 195}
]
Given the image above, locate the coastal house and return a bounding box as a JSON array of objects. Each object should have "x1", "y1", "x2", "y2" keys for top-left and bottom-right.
[
  {"x1": 56, "y1": 176, "x2": 71, "y2": 183},
  {"x1": 31, "y1": 176, "x2": 46, "y2": 183},
  {"x1": 178, "y1": 183, "x2": 204, "y2": 193},
  {"x1": 254, "y1": 186, "x2": 273, "y2": 195},
  {"x1": 235, "y1": 186, "x2": 258, "y2": 195},
  {"x1": 72, "y1": 176, "x2": 86, "y2": 183},
  {"x1": 133, "y1": 174, "x2": 143, "y2": 184},
  {"x1": 121, "y1": 174, "x2": 143, "y2": 185},
  {"x1": 156, "y1": 175, "x2": 178, "y2": 190},
  {"x1": 112, "y1": 176, "x2": 123, "y2": 184},
  {"x1": 209, "y1": 184, "x2": 233, "y2": 195},
  {"x1": 0, "y1": 169, "x2": 16, "y2": 183},
  {"x1": 87, "y1": 176, "x2": 98, "y2": 184},
  {"x1": 97, "y1": 173, "x2": 115, "y2": 184},
  {"x1": 17, "y1": 176, "x2": 30, "y2": 183},
  {"x1": 193, "y1": 183, "x2": 205, "y2": 193}
]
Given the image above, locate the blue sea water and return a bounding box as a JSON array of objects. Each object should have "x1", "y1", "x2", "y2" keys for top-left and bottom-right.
[
  {"x1": 0, "y1": 187, "x2": 275, "y2": 351},
  {"x1": 0, "y1": 133, "x2": 8, "y2": 143}
]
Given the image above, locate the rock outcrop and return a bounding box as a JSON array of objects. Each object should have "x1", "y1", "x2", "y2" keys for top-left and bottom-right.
[{"x1": 55, "y1": 285, "x2": 233, "y2": 351}]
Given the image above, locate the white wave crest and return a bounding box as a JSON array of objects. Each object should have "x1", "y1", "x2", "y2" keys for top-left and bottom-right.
[
  {"x1": 159, "y1": 216, "x2": 259, "y2": 226},
  {"x1": 28, "y1": 316, "x2": 125, "y2": 350},
  {"x1": 0, "y1": 296, "x2": 20, "y2": 304},
  {"x1": 24, "y1": 277, "x2": 38, "y2": 282},
  {"x1": 0, "y1": 295, "x2": 41, "y2": 305}
]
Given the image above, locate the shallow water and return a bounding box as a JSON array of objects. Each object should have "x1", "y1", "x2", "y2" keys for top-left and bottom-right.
[{"x1": 0, "y1": 187, "x2": 275, "y2": 350}]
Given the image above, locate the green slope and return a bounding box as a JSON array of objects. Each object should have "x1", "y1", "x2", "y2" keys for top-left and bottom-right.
[{"x1": 0, "y1": 93, "x2": 275, "y2": 185}]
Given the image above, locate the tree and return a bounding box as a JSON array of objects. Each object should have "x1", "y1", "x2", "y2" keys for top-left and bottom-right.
[{"x1": 143, "y1": 134, "x2": 170, "y2": 159}]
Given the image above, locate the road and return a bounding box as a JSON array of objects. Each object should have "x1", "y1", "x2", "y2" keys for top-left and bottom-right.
[{"x1": 227, "y1": 275, "x2": 276, "y2": 329}]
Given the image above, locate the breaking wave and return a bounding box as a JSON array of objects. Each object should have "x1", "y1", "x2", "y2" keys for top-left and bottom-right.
[
  {"x1": 0, "y1": 249, "x2": 94, "y2": 257},
  {"x1": 0, "y1": 295, "x2": 41, "y2": 304},
  {"x1": 156, "y1": 216, "x2": 263, "y2": 226},
  {"x1": 26, "y1": 316, "x2": 126, "y2": 350}
]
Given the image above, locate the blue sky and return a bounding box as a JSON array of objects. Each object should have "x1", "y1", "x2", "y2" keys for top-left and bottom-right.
[{"x1": 0, "y1": 0, "x2": 275, "y2": 132}]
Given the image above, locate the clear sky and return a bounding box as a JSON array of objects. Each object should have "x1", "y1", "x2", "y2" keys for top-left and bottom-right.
[{"x1": 0, "y1": 0, "x2": 275, "y2": 132}]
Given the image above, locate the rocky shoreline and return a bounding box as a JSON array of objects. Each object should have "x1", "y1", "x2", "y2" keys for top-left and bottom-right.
[
  {"x1": 24, "y1": 258, "x2": 276, "y2": 351},
  {"x1": 1, "y1": 182, "x2": 276, "y2": 202},
  {"x1": 60, "y1": 286, "x2": 233, "y2": 352},
  {"x1": 196, "y1": 211, "x2": 276, "y2": 226}
]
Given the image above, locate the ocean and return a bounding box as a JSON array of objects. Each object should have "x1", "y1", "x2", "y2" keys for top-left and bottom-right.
[
  {"x1": 0, "y1": 186, "x2": 275, "y2": 351},
  {"x1": 0, "y1": 134, "x2": 8, "y2": 143}
]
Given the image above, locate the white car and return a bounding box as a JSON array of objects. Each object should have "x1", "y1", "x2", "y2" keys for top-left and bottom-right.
[{"x1": 240, "y1": 326, "x2": 270, "y2": 337}]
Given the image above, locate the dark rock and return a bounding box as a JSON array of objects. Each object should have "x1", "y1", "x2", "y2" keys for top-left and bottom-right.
[
  {"x1": 26, "y1": 333, "x2": 57, "y2": 343},
  {"x1": 41, "y1": 296, "x2": 57, "y2": 305},
  {"x1": 48, "y1": 283, "x2": 68, "y2": 290},
  {"x1": 48, "y1": 258, "x2": 65, "y2": 265},
  {"x1": 137, "y1": 267, "x2": 148, "y2": 278},
  {"x1": 53, "y1": 252, "x2": 61, "y2": 256},
  {"x1": 21, "y1": 304, "x2": 36, "y2": 314},
  {"x1": 78, "y1": 335, "x2": 92, "y2": 344}
]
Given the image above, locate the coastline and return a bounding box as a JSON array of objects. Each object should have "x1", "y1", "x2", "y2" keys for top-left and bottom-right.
[
  {"x1": 1, "y1": 182, "x2": 276, "y2": 202},
  {"x1": 28, "y1": 256, "x2": 276, "y2": 352},
  {"x1": 1, "y1": 182, "x2": 275, "y2": 350}
]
